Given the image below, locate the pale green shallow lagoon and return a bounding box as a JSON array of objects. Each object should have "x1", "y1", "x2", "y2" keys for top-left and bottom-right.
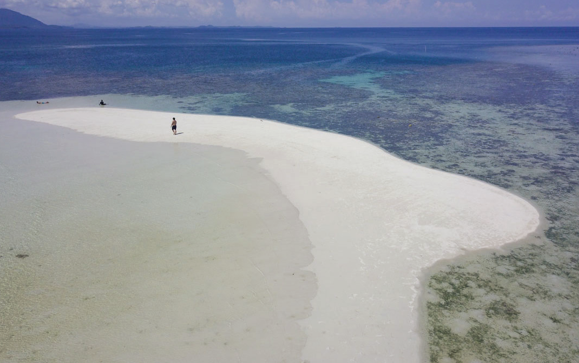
[{"x1": 0, "y1": 101, "x2": 315, "y2": 362}]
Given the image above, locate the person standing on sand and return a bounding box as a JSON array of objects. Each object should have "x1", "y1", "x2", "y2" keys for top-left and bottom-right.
[{"x1": 171, "y1": 117, "x2": 177, "y2": 135}]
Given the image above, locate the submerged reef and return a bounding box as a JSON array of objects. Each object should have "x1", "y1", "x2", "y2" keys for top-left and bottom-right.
[
  {"x1": 3, "y1": 29, "x2": 578, "y2": 361},
  {"x1": 380, "y1": 63, "x2": 579, "y2": 362},
  {"x1": 427, "y1": 244, "x2": 579, "y2": 363},
  {"x1": 244, "y1": 58, "x2": 579, "y2": 362},
  {"x1": 156, "y1": 57, "x2": 579, "y2": 362}
]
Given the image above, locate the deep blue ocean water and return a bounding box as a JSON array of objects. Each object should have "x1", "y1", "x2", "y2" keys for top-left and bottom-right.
[
  {"x1": 2, "y1": 27, "x2": 579, "y2": 362},
  {"x1": 1, "y1": 27, "x2": 578, "y2": 101}
]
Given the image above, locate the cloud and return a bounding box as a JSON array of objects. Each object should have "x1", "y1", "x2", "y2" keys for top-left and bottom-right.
[
  {"x1": 0, "y1": 0, "x2": 224, "y2": 18},
  {"x1": 432, "y1": 1, "x2": 475, "y2": 16},
  {"x1": 1, "y1": 0, "x2": 577, "y2": 26},
  {"x1": 99, "y1": 0, "x2": 224, "y2": 18},
  {"x1": 526, "y1": 5, "x2": 579, "y2": 22},
  {"x1": 232, "y1": 0, "x2": 421, "y2": 23}
]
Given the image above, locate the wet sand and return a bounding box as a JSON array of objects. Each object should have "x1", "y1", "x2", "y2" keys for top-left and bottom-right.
[{"x1": 2, "y1": 104, "x2": 540, "y2": 362}]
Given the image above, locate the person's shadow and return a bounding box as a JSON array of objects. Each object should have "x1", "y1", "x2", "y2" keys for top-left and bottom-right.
[{"x1": 176, "y1": 132, "x2": 184, "y2": 135}]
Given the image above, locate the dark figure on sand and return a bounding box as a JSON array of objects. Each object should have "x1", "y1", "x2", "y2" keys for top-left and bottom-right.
[
  {"x1": 36, "y1": 101, "x2": 49, "y2": 104},
  {"x1": 171, "y1": 117, "x2": 177, "y2": 135},
  {"x1": 99, "y1": 100, "x2": 106, "y2": 106}
]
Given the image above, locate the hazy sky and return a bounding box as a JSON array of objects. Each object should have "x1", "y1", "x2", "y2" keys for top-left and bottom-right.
[{"x1": 2, "y1": 0, "x2": 578, "y2": 27}]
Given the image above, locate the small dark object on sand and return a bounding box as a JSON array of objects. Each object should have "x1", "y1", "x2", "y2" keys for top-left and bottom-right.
[{"x1": 16, "y1": 254, "x2": 29, "y2": 259}]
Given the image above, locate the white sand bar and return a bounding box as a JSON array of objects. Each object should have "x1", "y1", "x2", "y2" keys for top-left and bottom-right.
[{"x1": 17, "y1": 108, "x2": 540, "y2": 362}]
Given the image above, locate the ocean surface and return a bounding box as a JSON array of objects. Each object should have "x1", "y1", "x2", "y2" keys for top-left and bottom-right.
[{"x1": 2, "y1": 27, "x2": 579, "y2": 362}]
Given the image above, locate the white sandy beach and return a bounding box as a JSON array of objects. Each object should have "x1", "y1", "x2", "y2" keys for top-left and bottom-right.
[{"x1": 6, "y1": 106, "x2": 540, "y2": 362}]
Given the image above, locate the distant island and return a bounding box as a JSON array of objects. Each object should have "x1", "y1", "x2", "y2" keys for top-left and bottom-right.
[{"x1": 0, "y1": 8, "x2": 58, "y2": 29}]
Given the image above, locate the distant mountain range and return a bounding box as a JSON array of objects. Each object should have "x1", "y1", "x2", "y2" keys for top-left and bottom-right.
[{"x1": 0, "y1": 8, "x2": 59, "y2": 29}]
